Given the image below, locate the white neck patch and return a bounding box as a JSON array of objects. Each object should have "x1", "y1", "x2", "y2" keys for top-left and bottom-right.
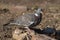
[{"x1": 34, "y1": 13, "x2": 39, "y2": 16}]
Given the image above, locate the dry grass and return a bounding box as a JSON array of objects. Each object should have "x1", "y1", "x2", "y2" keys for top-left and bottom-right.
[{"x1": 0, "y1": 0, "x2": 60, "y2": 40}]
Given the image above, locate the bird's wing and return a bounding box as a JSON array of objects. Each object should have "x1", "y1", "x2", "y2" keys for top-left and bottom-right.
[{"x1": 10, "y1": 13, "x2": 35, "y2": 27}]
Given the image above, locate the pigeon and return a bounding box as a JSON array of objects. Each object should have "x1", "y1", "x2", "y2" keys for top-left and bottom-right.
[{"x1": 10, "y1": 8, "x2": 42, "y2": 27}]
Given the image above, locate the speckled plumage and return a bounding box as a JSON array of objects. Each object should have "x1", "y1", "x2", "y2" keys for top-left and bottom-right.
[{"x1": 10, "y1": 8, "x2": 42, "y2": 27}]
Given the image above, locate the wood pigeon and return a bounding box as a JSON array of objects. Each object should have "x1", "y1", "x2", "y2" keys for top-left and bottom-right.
[{"x1": 10, "y1": 8, "x2": 42, "y2": 27}]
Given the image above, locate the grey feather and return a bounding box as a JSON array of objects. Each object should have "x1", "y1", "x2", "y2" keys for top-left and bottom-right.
[{"x1": 10, "y1": 8, "x2": 42, "y2": 27}]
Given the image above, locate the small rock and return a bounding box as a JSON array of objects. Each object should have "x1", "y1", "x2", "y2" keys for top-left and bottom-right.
[
  {"x1": 42, "y1": 27, "x2": 56, "y2": 36},
  {"x1": 55, "y1": 30, "x2": 60, "y2": 40}
]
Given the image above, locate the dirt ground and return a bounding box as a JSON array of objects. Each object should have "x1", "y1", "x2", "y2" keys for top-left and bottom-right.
[{"x1": 0, "y1": 0, "x2": 60, "y2": 40}]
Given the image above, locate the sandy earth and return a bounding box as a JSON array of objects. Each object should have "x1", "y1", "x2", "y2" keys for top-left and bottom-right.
[{"x1": 0, "y1": 0, "x2": 60, "y2": 40}]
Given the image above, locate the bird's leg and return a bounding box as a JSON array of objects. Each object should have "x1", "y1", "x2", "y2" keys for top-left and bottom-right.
[
  {"x1": 24, "y1": 27, "x2": 35, "y2": 36},
  {"x1": 24, "y1": 27, "x2": 31, "y2": 33}
]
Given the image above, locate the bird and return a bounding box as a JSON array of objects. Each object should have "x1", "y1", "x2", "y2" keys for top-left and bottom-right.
[{"x1": 9, "y1": 8, "x2": 42, "y2": 27}]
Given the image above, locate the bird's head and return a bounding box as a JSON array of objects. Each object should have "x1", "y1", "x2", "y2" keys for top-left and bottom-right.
[{"x1": 34, "y1": 8, "x2": 42, "y2": 17}]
